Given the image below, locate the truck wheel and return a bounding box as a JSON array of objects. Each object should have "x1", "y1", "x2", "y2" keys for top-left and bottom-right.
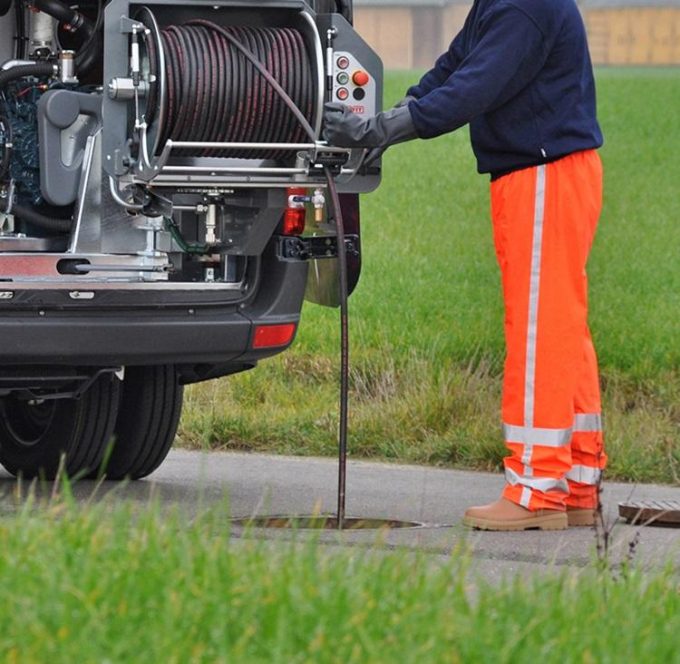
[
  {"x1": 0, "y1": 373, "x2": 121, "y2": 479},
  {"x1": 101, "y1": 365, "x2": 183, "y2": 480}
]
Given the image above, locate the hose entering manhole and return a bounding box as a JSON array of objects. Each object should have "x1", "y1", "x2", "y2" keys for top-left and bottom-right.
[{"x1": 230, "y1": 516, "x2": 427, "y2": 530}]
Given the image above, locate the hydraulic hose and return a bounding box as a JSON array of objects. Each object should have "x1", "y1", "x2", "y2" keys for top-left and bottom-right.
[
  {"x1": 11, "y1": 203, "x2": 72, "y2": 233},
  {"x1": 0, "y1": 62, "x2": 55, "y2": 89},
  {"x1": 73, "y1": 0, "x2": 103, "y2": 75},
  {"x1": 324, "y1": 166, "x2": 349, "y2": 531}
]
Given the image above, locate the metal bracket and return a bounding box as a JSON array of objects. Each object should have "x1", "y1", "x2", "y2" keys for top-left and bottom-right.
[
  {"x1": 0, "y1": 366, "x2": 122, "y2": 400},
  {"x1": 277, "y1": 234, "x2": 359, "y2": 262}
]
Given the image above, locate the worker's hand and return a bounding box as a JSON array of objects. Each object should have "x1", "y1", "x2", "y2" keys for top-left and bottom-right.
[
  {"x1": 323, "y1": 103, "x2": 375, "y2": 147},
  {"x1": 362, "y1": 96, "x2": 416, "y2": 165},
  {"x1": 323, "y1": 102, "x2": 417, "y2": 150}
]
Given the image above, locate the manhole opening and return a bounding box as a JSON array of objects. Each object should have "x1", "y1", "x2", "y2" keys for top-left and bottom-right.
[{"x1": 230, "y1": 515, "x2": 426, "y2": 530}]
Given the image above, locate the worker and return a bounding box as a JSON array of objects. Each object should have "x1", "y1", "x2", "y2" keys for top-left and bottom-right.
[{"x1": 324, "y1": 0, "x2": 606, "y2": 531}]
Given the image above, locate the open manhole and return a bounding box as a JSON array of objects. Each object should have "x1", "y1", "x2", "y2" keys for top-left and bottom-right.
[
  {"x1": 619, "y1": 500, "x2": 680, "y2": 527},
  {"x1": 230, "y1": 515, "x2": 427, "y2": 530}
]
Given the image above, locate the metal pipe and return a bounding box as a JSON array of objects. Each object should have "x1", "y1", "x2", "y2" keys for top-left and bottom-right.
[
  {"x1": 160, "y1": 166, "x2": 309, "y2": 174},
  {"x1": 108, "y1": 176, "x2": 144, "y2": 211},
  {"x1": 299, "y1": 10, "x2": 325, "y2": 140}
]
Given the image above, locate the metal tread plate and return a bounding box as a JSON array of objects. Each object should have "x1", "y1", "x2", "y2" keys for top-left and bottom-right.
[{"x1": 618, "y1": 500, "x2": 680, "y2": 527}]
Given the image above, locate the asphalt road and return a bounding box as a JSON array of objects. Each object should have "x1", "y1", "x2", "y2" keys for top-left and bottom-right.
[{"x1": 2, "y1": 450, "x2": 678, "y2": 581}]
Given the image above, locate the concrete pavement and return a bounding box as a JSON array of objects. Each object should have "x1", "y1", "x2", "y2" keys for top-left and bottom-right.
[{"x1": 1, "y1": 450, "x2": 678, "y2": 580}]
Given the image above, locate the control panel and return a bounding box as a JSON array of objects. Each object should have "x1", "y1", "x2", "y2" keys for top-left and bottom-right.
[{"x1": 330, "y1": 51, "x2": 377, "y2": 118}]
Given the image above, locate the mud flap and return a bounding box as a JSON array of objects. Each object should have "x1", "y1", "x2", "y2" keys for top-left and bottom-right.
[{"x1": 304, "y1": 193, "x2": 361, "y2": 307}]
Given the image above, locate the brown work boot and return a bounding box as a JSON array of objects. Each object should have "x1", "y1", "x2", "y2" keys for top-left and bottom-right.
[
  {"x1": 566, "y1": 507, "x2": 596, "y2": 527},
  {"x1": 463, "y1": 497, "x2": 567, "y2": 531}
]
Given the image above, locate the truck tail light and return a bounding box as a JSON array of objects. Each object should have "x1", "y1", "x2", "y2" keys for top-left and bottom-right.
[
  {"x1": 252, "y1": 323, "x2": 297, "y2": 349},
  {"x1": 283, "y1": 187, "x2": 307, "y2": 236}
]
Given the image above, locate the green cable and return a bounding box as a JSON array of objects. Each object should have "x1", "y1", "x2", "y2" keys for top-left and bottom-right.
[{"x1": 164, "y1": 217, "x2": 208, "y2": 254}]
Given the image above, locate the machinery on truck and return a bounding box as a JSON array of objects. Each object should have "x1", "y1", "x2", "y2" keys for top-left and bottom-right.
[{"x1": 0, "y1": 0, "x2": 381, "y2": 479}]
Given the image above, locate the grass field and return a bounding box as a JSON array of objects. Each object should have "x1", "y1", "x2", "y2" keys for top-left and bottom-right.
[
  {"x1": 1, "y1": 499, "x2": 679, "y2": 662},
  {"x1": 180, "y1": 68, "x2": 680, "y2": 484}
]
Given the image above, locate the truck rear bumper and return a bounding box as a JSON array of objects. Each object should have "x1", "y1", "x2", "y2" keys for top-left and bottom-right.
[
  {"x1": 0, "y1": 249, "x2": 309, "y2": 371},
  {"x1": 0, "y1": 309, "x2": 266, "y2": 365}
]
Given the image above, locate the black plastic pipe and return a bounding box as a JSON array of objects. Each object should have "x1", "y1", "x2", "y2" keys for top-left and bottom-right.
[
  {"x1": 11, "y1": 203, "x2": 72, "y2": 233},
  {"x1": 0, "y1": 62, "x2": 55, "y2": 89},
  {"x1": 33, "y1": 0, "x2": 92, "y2": 34}
]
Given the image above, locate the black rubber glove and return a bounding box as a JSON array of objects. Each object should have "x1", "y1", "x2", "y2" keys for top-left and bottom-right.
[
  {"x1": 323, "y1": 102, "x2": 418, "y2": 151},
  {"x1": 363, "y1": 96, "x2": 416, "y2": 166}
]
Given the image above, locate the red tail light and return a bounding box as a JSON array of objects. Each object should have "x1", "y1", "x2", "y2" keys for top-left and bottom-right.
[
  {"x1": 252, "y1": 323, "x2": 297, "y2": 349},
  {"x1": 283, "y1": 187, "x2": 307, "y2": 236}
]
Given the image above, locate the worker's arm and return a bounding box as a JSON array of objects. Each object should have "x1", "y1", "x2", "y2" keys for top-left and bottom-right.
[
  {"x1": 408, "y1": 4, "x2": 548, "y2": 138},
  {"x1": 406, "y1": 29, "x2": 466, "y2": 100}
]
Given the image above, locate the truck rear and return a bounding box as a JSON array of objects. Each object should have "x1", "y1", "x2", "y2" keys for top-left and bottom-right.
[{"x1": 0, "y1": 0, "x2": 382, "y2": 478}]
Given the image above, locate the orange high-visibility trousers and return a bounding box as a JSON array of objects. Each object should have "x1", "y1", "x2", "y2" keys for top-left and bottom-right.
[{"x1": 490, "y1": 150, "x2": 606, "y2": 512}]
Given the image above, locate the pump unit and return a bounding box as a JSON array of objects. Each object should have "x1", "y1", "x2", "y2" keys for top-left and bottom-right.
[{"x1": 0, "y1": 0, "x2": 382, "y2": 479}]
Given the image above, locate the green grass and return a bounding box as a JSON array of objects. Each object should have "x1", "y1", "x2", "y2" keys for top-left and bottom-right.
[
  {"x1": 1, "y1": 498, "x2": 679, "y2": 662},
  {"x1": 180, "y1": 68, "x2": 680, "y2": 484}
]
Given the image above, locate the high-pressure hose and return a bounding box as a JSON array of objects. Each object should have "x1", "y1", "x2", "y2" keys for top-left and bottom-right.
[
  {"x1": 149, "y1": 18, "x2": 349, "y2": 527},
  {"x1": 324, "y1": 167, "x2": 350, "y2": 530},
  {"x1": 152, "y1": 19, "x2": 350, "y2": 527}
]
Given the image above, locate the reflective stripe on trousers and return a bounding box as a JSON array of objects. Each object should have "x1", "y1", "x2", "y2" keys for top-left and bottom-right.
[{"x1": 491, "y1": 150, "x2": 607, "y2": 511}]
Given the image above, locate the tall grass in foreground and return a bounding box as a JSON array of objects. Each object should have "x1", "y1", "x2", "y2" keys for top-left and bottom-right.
[
  {"x1": 0, "y1": 500, "x2": 679, "y2": 663},
  {"x1": 180, "y1": 69, "x2": 680, "y2": 484}
]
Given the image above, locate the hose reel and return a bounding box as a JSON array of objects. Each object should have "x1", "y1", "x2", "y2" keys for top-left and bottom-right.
[
  {"x1": 102, "y1": 1, "x2": 381, "y2": 195},
  {"x1": 105, "y1": 7, "x2": 337, "y2": 188}
]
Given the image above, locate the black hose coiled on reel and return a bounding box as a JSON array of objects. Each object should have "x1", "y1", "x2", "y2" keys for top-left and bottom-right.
[{"x1": 148, "y1": 20, "x2": 317, "y2": 160}]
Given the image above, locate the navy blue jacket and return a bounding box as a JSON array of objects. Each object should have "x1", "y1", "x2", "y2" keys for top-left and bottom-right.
[{"x1": 407, "y1": 0, "x2": 603, "y2": 177}]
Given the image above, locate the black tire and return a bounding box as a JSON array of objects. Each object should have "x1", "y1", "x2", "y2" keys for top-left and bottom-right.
[
  {"x1": 0, "y1": 373, "x2": 121, "y2": 479},
  {"x1": 101, "y1": 365, "x2": 183, "y2": 480}
]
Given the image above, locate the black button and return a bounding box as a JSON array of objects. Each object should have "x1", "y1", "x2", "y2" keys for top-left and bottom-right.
[{"x1": 353, "y1": 88, "x2": 366, "y2": 101}]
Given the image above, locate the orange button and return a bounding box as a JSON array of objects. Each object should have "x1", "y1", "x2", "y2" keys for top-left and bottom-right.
[{"x1": 352, "y1": 70, "x2": 370, "y2": 87}]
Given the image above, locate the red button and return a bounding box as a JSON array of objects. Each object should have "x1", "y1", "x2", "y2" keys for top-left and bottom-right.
[
  {"x1": 337, "y1": 87, "x2": 349, "y2": 101},
  {"x1": 352, "y1": 70, "x2": 370, "y2": 87}
]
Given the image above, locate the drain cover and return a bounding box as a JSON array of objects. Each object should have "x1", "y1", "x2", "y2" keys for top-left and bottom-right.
[
  {"x1": 230, "y1": 515, "x2": 425, "y2": 530},
  {"x1": 619, "y1": 500, "x2": 680, "y2": 527}
]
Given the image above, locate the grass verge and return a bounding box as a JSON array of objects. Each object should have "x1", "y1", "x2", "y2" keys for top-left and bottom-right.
[
  {"x1": 0, "y1": 499, "x2": 679, "y2": 662},
  {"x1": 180, "y1": 68, "x2": 680, "y2": 484}
]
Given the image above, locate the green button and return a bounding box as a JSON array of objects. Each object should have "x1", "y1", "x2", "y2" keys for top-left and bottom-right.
[{"x1": 336, "y1": 72, "x2": 349, "y2": 85}]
